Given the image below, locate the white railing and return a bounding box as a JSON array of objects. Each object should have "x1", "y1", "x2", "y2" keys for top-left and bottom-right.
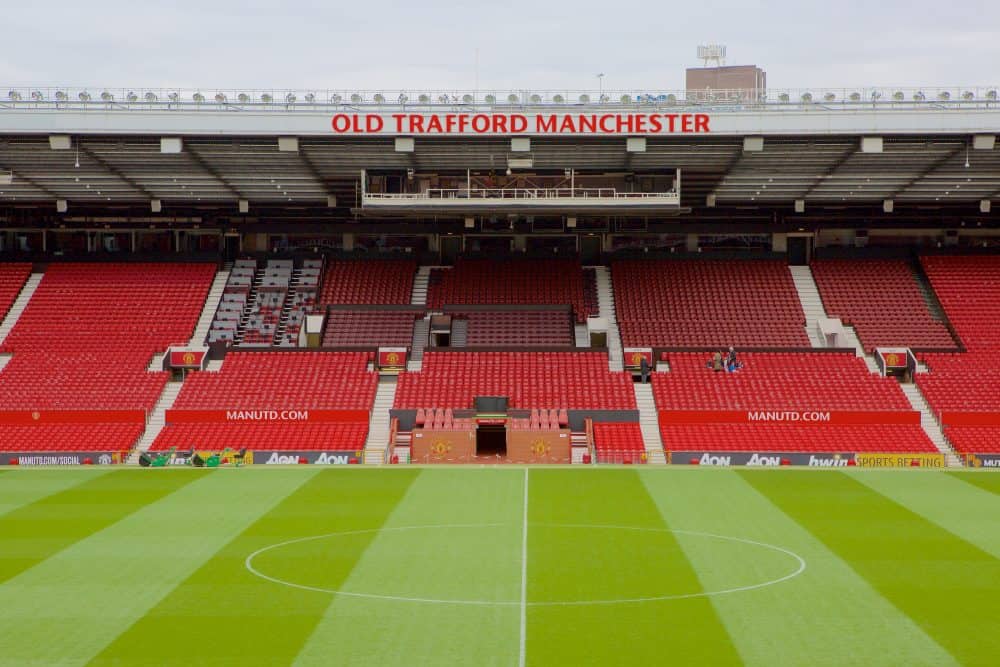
[
  {"x1": 2, "y1": 86, "x2": 999, "y2": 113},
  {"x1": 364, "y1": 188, "x2": 679, "y2": 201}
]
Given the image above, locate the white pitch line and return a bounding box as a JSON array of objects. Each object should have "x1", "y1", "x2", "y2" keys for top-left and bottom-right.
[{"x1": 519, "y1": 468, "x2": 529, "y2": 667}]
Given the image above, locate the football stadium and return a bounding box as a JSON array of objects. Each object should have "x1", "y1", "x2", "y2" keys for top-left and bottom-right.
[{"x1": 2, "y1": 11, "x2": 1000, "y2": 664}]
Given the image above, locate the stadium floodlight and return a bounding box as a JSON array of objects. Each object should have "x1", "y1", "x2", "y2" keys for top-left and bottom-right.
[
  {"x1": 462, "y1": 94, "x2": 473, "y2": 104},
  {"x1": 100, "y1": 91, "x2": 113, "y2": 102},
  {"x1": 285, "y1": 93, "x2": 297, "y2": 104},
  {"x1": 331, "y1": 93, "x2": 343, "y2": 104},
  {"x1": 987, "y1": 90, "x2": 998, "y2": 101},
  {"x1": 938, "y1": 91, "x2": 951, "y2": 101},
  {"x1": 962, "y1": 91, "x2": 974, "y2": 101},
  {"x1": 350, "y1": 93, "x2": 362, "y2": 104},
  {"x1": 507, "y1": 93, "x2": 519, "y2": 103},
  {"x1": 31, "y1": 90, "x2": 43, "y2": 101},
  {"x1": 373, "y1": 93, "x2": 384, "y2": 104},
  {"x1": 484, "y1": 94, "x2": 496, "y2": 104},
  {"x1": 126, "y1": 91, "x2": 138, "y2": 103},
  {"x1": 305, "y1": 92, "x2": 315, "y2": 103},
  {"x1": 553, "y1": 94, "x2": 564, "y2": 103},
  {"x1": 823, "y1": 92, "x2": 836, "y2": 102},
  {"x1": 913, "y1": 91, "x2": 926, "y2": 101},
  {"x1": 530, "y1": 94, "x2": 541, "y2": 103},
  {"x1": 237, "y1": 93, "x2": 249, "y2": 103},
  {"x1": 579, "y1": 94, "x2": 590, "y2": 103},
  {"x1": 144, "y1": 92, "x2": 157, "y2": 102},
  {"x1": 800, "y1": 92, "x2": 813, "y2": 103},
  {"x1": 215, "y1": 93, "x2": 227, "y2": 103},
  {"x1": 848, "y1": 92, "x2": 861, "y2": 101},
  {"x1": 893, "y1": 91, "x2": 904, "y2": 101},
  {"x1": 778, "y1": 93, "x2": 790, "y2": 102},
  {"x1": 261, "y1": 93, "x2": 273, "y2": 103},
  {"x1": 193, "y1": 92, "x2": 205, "y2": 103},
  {"x1": 55, "y1": 90, "x2": 68, "y2": 101},
  {"x1": 418, "y1": 93, "x2": 430, "y2": 104},
  {"x1": 8, "y1": 91, "x2": 21, "y2": 101},
  {"x1": 168, "y1": 92, "x2": 179, "y2": 102},
  {"x1": 78, "y1": 91, "x2": 91, "y2": 102}
]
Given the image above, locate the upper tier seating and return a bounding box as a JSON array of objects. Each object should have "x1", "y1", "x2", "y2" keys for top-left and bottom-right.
[
  {"x1": 322, "y1": 310, "x2": 423, "y2": 348},
  {"x1": 455, "y1": 310, "x2": 574, "y2": 347},
  {"x1": 394, "y1": 351, "x2": 635, "y2": 411},
  {"x1": 653, "y1": 351, "x2": 932, "y2": 453},
  {"x1": 427, "y1": 258, "x2": 591, "y2": 322},
  {"x1": 0, "y1": 263, "x2": 215, "y2": 411},
  {"x1": 592, "y1": 422, "x2": 646, "y2": 462},
  {"x1": 319, "y1": 260, "x2": 416, "y2": 305},
  {"x1": 811, "y1": 259, "x2": 956, "y2": 351},
  {"x1": 0, "y1": 263, "x2": 31, "y2": 322},
  {"x1": 652, "y1": 352, "x2": 911, "y2": 410},
  {"x1": 920, "y1": 255, "x2": 1000, "y2": 351},
  {"x1": 171, "y1": 351, "x2": 377, "y2": 410},
  {"x1": 613, "y1": 259, "x2": 809, "y2": 347}
]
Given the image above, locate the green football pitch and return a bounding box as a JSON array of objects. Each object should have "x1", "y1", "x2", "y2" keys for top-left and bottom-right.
[{"x1": 1, "y1": 467, "x2": 998, "y2": 666}]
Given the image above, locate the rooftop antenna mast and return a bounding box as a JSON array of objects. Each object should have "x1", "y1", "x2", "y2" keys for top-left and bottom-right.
[{"x1": 697, "y1": 44, "x2": 727, "y2": 67}]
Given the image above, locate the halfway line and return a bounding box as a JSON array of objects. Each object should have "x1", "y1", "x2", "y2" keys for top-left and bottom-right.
[{"x1": 519, "y1": 468, "x2": 529, "y2": 667}]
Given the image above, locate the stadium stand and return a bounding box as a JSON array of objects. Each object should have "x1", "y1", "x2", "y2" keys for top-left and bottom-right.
[
  {"x1": 0, "y1": 263, "x2": 31, "y2": 321},
  {"x1": 318, "y1": 259, "x2": 416, "y2": 305},
  {"x1": 914, "y1": 256, "x2": 1000, "y2": 456},
  {"x1": 811, "y1": 259, "x2": 956, "y2": 351},
  {"x1": 592, "y1": 422, "x2": 646, "y2": 462},
  {"x1": 0, "y1": 263, "x2": 215, "y2": 452},
  {"x1": 322, "y1": 309, "x2": 423, "y2": 348},
  {"x1": 613, "y1": 259, "x2": 810, "y2": 347},
  {"x1": 394, "y1": 351, "x2": 635, "y2": 411},
  {"x1": 151, "y1": 351, "x2": 375, "y2": 452},
  {"x1": 653, "y1": 352, "x2": 936, "y2": 452},
  {"x1": 427, "y1": 258, "x2": 591, "y2": 322},
  {"x1": 454, "y1": 309, "x2": 574, "y2": 347}
]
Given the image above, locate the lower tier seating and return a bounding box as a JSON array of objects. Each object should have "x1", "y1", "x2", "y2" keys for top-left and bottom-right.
[
  {"x1": 916, "y1": 354, "x2": 1000, "y2": 411},
  {"x1": 395, "y1": 351, "x2": 635, "y2": 411},
  {"x1": 150, "y1": 422, "x2": 368, "y2": 452},
  {"x1": 943, "y1": 427, "x2": 1000, "y2": 455},
  {"x1": 593, "y1": 422, "x2": 646, "y2": 462},
  {"x1": 653, "y1": 352, "x2": 911, "y2": 411},
  {"x1": 0, "y1": 423, "x2": 143, "y2": 452},
  {"x1": 661, "y1": 424, "x2": 937, "y2": 453}
]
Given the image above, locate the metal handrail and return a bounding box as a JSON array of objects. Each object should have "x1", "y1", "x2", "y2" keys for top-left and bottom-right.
[{"x1": 364, "y1": 188, "x2": 679, "y2": 200}]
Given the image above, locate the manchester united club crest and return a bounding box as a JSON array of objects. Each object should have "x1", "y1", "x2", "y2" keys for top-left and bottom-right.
[
  {"x1": 530, "y1": 439, "x2": 551, "y2": 457},
  {"x1": 430, "y1": 440, "x2": 452, "y2": 458},
  {"x1": 386, "y1": 352, "x2": 399, "y2": 365},
  {"x1": 631, "y1": 352, "x2": 645, "y2": 366},
  {"x1": 31, "y1": 411, "x2": 41, "y2": 421},
  {"x1": 182, "y1": 351, "x2": 197, "y2": 366}
]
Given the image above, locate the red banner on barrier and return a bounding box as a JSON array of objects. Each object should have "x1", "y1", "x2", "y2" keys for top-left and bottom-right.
[
  {"x1": 624, "y1": 348, "x2": 653, "y2": 369},
  {"x1": 169, "y1": 350, "x2": 206, "y2": 368},
  {"x1": 377, "y1": 348, "x2": 407, "y2": 368},
  {"x1": 164, "y1": 409, "x2": 370, "y2": 424},
  {"x1": 0, "y1": 411, "x2": 146, "y2": 424},
  {"x1": 659, "y1": 410, "x2": 921, "y2": 425},
  {"x1": 939, "y1": 412, "x2": 1000, "y2": 426}
]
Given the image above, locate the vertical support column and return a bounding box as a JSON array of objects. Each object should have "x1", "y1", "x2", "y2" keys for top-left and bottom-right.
[
  {"x1": 685, "y1": 234, "x2": 699, "y2": 252},
  {"x1": 343, "y1": 232, "x2": 354, "y2": 252}
]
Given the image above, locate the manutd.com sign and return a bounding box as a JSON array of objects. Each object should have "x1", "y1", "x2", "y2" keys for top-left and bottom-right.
[{"x1": 330, "y1": 112, "x2": 711, "y2": 136}]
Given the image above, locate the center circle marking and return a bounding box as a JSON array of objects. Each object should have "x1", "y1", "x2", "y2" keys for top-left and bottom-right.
[{"x1": 245, "y1": 523, "x2": 806, "y2": 606}]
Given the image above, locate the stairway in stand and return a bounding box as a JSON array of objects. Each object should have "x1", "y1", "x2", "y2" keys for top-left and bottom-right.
[
  {"x1": 188, "y1": 269, "x2": 229, "y2": 347},
  {"x1": 364, "y1": 377, "x2": 398, "y2": 464},
  {"x1": 788, "y1": 265, "x2": 827, "y2": 348},
  {"x1": 633, "y1": 382, "x2": 666, "y2": 463},
  {"x1": 128, "y1": 381, "x2": 184, "y2": 464},
  {"x1": 592, "y1": 266, "x2": 624, "y2": 371},
  {"x1": 0, "y1": 272, "x2": 44, "y2": 345},
  {"x1": 899, "y1": 383, "x2": 964, "y2": 467}
]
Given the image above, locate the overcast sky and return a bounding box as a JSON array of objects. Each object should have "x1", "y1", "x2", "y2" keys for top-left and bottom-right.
[{"x1": 3, "y1": 1, "x2": 998, "y2": 93}]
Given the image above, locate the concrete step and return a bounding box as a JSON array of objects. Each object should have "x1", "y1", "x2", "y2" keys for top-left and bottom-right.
[
  {"x1": 190, "y1": 270, "x2": 230, "y2": 346},
  {"x1": 130, "y1": 381, "x2": 185, "y2": 461},
  {"x1": 364, "y1": 378, "x2": 398, "y2": 464},
  {"x1": 0, "y1": 272, "x2": 44, "y2": 344},
  {"x1": 900, "y1": 383, "x2": 963, "y2": 466},
  {"x1": 633, "y1": 383, "x2": 663, "y2": 453}
]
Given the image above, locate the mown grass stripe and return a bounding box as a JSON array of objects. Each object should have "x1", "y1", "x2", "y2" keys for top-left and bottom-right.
[
  {"x1": 949, "y1": 471, "x2": 1000, "y2": 496},
  {"x1": 740, "y1": 470, "x2": 1000, "y2": 667},
  {"x1": 0, "y1": 469, "x2": 199, "y2": 586},
  {"x1": 90, "y1": 468, "x2": 419, "y2": 667},
  {"x1": 642, "y1": 468, "x2": 958, "y2": 667},
  {"x1": 526, "y1": 468, "x2": 742, "y2": 666},
  {"x1": 858, "y1": 471, "x2": 1000, "y2": 561},
  {"x1": 0, "y1": 469, "x2": 111, "y2": 518},
  {"x1": 293, "y1": 468, "x2": 524, "y2": 667},
  {"x1": 0, "y1": 468, "x2": 318, "y2": 667}
]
